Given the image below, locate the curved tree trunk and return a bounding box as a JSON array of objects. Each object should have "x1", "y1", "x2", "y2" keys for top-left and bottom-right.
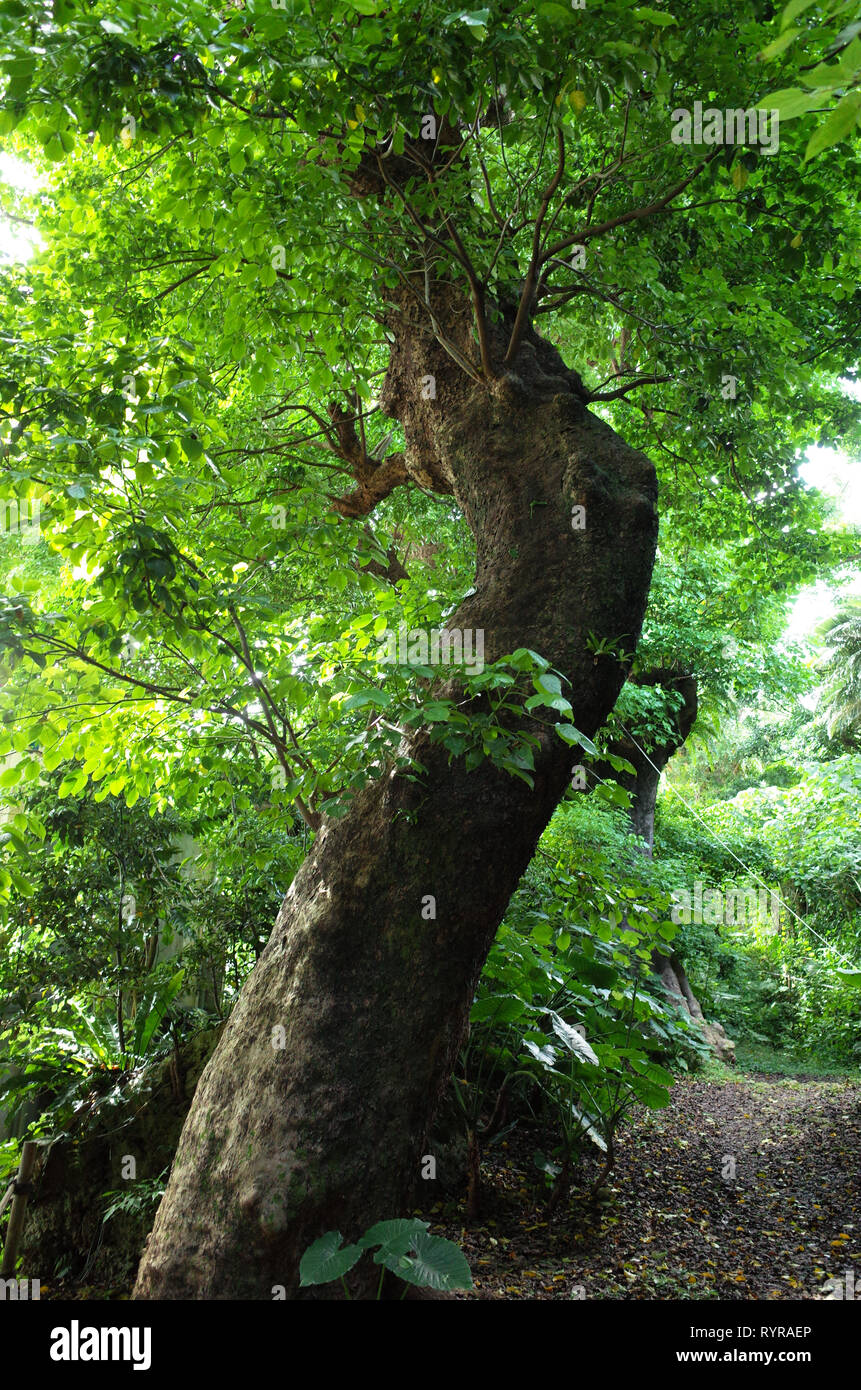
[{"x1": 134, "y1": 289, "x2": 658, "y2": 1299}]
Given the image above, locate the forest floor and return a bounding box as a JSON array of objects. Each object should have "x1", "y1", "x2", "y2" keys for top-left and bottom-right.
[
  {"x1": 37, "y1": 1058, "x2": 861, "y2": 1301},
  {"x1": 416, "y1": 1065, "x2": 861, "y2": 1300}
]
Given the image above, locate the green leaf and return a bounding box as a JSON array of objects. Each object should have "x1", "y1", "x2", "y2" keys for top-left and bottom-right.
[
  {"x1": 780, "y1": 0, "x2": 817, "y2": 31},
  {"x1": 605, "y1": 753, "x2": 635, "y2": 775},
  {"x1": 804, "y1": 90, "x2": 861, "y2": 161},
  {"x1": 422, "y1": 701, "x2": 452, "y2": 721},
  {"x1": 343, "y1": 688, "x2": 391, "y2": 711},
  {"x1": 760, "y1": 27, "x2": 801, "y2": 60},
  {"x1": 556, "y1": 724, "x2": 598, "y2": 755},
  {"x1": 376, "y1": 1230, "x2": 473, "y2": 1290},
  {"x1": 549, "y1": 1012, "x2": 600, "y2": 1064},
  {"x1": 630, "y1": 1077, "x2": 671, "y2": 1108},
  {"x1": 358, "y1": 1217, "x2": 428, "y2": 1253},
  {"x1": 133, "y1": 969, "x2": 184, "y2": 1058},
  {"x1": 299, "y1": 1231, "x2": 364, "y2": 1286},
  {"x1": 757, "y1": 88, "x2": 821, "y2": 121},
  {"x1": 537, "y1": 2, "x2": 574, "y2": 22},
  {"x1": 470, "y1": 993, "x2": 527, "y2": 1023},
  {"x1": 526, "y1": 691, "x2": 573, "y2": 714},
  {"x1": 507, "y1": 648, "x2": 550, "y2": 672},
  {"x1": 182, "y1": 433, "x2": 204, "y2": 461},
  {"x1": 631, "y1": 7, "x2": 678, "y2": 26},
  {"x1": 442, "y1": 9, "x2": 491, "y2": 28},
  {"x1": 531, "y1": 919, "x2": 553, "y2": 946},
  {"x1": 597, "y1": 783, "x2": 632, "y2": 808},
  {"x1": 534, "y1": 672, "x2": 563, "y2": 696},
  {"x1": 631, "y1": 1059, "x2": 675, "y2": 1087}
]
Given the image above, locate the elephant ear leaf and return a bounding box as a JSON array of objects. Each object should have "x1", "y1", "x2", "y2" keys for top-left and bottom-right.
[
  {"x1": 549, "y1": 1012, "x2": 600, "y2": 1065},
  {"x1": 523, "y1": 1037, "x2": 558, "y2": 1068},
  {"x1": 375, "y1": 1230, "x2": 473, "y2": 1291},
  {"x1": 299, "y1": 1231, "x2": 363, "y2": 1285},
  {"x1": 359, "y1": 1217, "x2": 428, "y2": 1256}
]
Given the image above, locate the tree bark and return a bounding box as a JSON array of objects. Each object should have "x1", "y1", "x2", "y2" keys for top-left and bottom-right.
[
  {"x1": 134, "y1": 291, "x2": 658, "y2": 1299},
  {"x1": 590, "y1": 670, "x2": 735, "y2": 1062},
  {"x1": 465, "y1": 1128, "x2": 481, "y2": 1224},
  {"x1": 591, "y1": 667, "x2": 698, "y2": 854},
  {"x1": 650, "y1": 949, "x2": 736, "y2": 1065}
]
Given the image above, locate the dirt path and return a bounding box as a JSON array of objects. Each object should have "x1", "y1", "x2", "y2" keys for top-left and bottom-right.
[{"x1": 423, "y1": 1074, "x2": 861, "y2": 1299}]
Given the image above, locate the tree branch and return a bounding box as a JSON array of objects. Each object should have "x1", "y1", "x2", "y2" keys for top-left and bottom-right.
[
  {"x1": 504, "y1": 127, "x2": 566, "y2": 367},
  {"x1": 541, "y1": 149, "x2": 723, "y2": 265},
  {"x1": 587, "y1": 373, "x2": 673, "y2": 402}
]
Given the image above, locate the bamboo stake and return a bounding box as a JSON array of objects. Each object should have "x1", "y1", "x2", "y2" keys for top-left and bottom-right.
[{"x1": 0, "y1": 1141, "x2": 37, "y2": 1278}]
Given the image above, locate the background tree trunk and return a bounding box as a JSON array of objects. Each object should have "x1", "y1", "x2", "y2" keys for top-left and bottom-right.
[
  {"x1": 591, "y1": 667, "x2": 698, "y2": 855},
  {"x1": 134, "y1": 304, "x2": 658, "y2": 1299},
  {"x1": 651, "y1": 949, "x2": 736, "y2": 1065},
  {"x1": 589, "y1": 670, "x2": 735, "y2": 1063}
]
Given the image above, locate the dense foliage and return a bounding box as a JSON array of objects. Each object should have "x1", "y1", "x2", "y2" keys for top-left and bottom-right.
[{"x1": 0, "y1": 0, "x2": 858, "y2": 1300}]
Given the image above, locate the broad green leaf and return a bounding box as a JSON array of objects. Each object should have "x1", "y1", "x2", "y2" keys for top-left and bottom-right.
[
  {"x1": 359, "y1": 1217, "x2": 428, "y2": 1253},
  {"x1": 556, "y1": 724, "x2": 598, "y2": 755},
  {"x1": 299, "y1": 1231, "x2": 364, "y2": 1286},
  {"x1": 470, "y1": 993, "x2": 527, "y2": 1023},
  {"x1": 376, "y1": 1230, "x2": 473, "y2": 1290},
  {"x1": 804, "y1": 90, "x2": 861, "y2": 161},
  {"x1": 631, "y1": 7, "x2": 678, "y2": 26},
  {"x1": 757, "y1": 88, "x2": 822, "y2": 121},
  {"x1": 549, "y1": 1012, "x2": 600, "y2": 1064}
]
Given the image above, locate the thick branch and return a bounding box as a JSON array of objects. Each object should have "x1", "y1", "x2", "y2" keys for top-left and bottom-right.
[
  {"x1": 504, "y1": 127, "x2": 566, "y2": 366},
  {"x1": 588, "y1": 373, "x2": 673, "y2": 402},
  {"x1": 541, "y1": 150, "x2": 723, "y2": 266}
]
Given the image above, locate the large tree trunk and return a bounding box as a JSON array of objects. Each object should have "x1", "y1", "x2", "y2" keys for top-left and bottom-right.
[{"x1": 134, "y1": 290, "x2": 658, "y2": 1298}]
